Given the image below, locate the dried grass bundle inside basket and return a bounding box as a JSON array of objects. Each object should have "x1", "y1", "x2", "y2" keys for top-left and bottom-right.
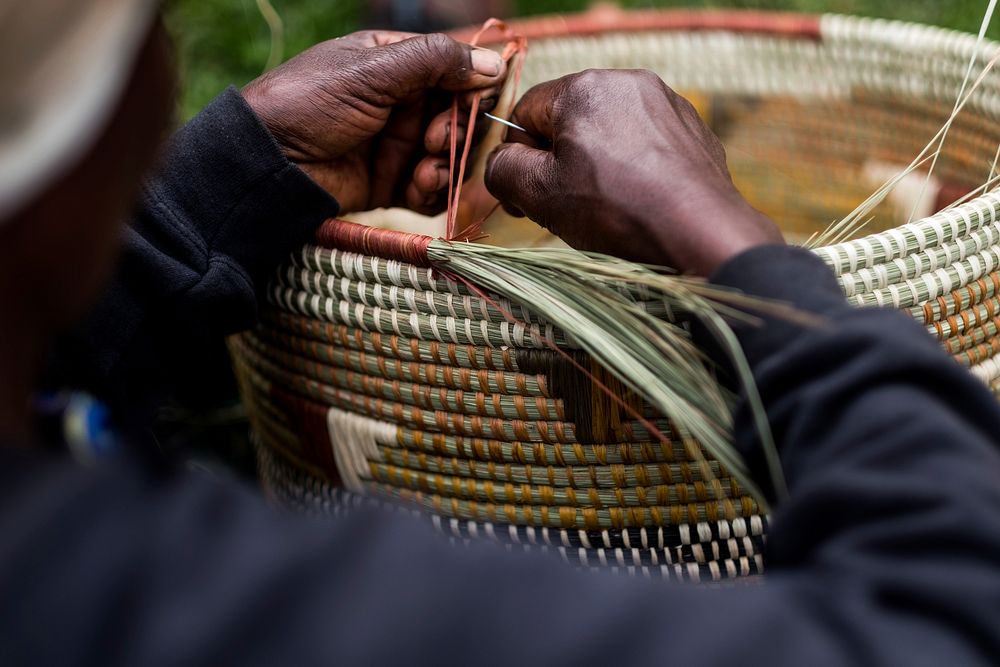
[{"x1": 230, "y1": 8, "x2": 1000, "y2": 581}]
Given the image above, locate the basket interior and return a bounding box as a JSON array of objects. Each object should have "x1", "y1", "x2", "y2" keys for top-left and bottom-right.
[{"x1": 456, "y1": 16, "x2": 1000, "y2": 247}]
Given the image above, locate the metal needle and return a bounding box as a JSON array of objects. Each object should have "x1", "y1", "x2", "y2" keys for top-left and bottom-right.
[{"x1": 483, "y1": 112, "x2": 527, "y2": 133}]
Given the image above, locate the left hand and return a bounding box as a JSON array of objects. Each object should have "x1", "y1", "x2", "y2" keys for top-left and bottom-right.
[{"x1": 243, "y1": 31, "x2": 507, "y2": 214}]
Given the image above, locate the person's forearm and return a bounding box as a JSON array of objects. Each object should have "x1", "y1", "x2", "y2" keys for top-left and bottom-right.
[
  {"x1": 46, "y1": 87, "x2": 338, "y2": 417},
  {"x1": 711, "y1": 245, "x2": 1000, "y2": 657}
]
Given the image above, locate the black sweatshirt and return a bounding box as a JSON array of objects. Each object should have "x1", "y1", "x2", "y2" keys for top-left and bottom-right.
[{"x1": 3, "y1": 88, "x2": 1000, "y2": 666}]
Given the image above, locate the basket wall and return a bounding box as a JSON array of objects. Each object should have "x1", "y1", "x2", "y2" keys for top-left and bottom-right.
[{"x1": 230, "y1": 10, "x2": 1000, "y2": 582}]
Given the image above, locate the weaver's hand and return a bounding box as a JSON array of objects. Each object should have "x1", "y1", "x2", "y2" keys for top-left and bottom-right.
[
  {"x1": 243, "y1": 31, "x2": 507, "y2": 214},
  {"x1": 484, "y1": 69, "x2": 783, "y2": 275}
]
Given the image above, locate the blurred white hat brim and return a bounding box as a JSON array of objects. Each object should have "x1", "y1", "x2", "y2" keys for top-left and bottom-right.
[{"x1": 0, "y1": 0, "x2": 160, "y2": 222}]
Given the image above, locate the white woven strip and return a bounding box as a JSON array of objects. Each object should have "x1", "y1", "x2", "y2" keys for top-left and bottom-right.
[
  {"x1": 838, "y1": 219, "x2": 1000, "y2": 296},
  {"x1": 267, "y1": 284, "x2": 568, "y2": 349},
  {"x1": 524, "y1": 28, "x2": 847, "y2": 101},
  {"x1": 821, "y1": 192, "x2": 1000, "y2": 275},
  {"x1": 971, "y1": 356, "x2": 1000, "y2": 385},
  {"x1": 281, "y1": 265, "x2": 540, "y2": 325},
  {"x1": 821, "y1": 14, "x2": 1000, "y2": 118},
  {"x1": 856, "y1": 245, "x2": 1000, "y2": 308},
  {"x1": 326, "y1": 407, "x2": 395, "y2": 493}
]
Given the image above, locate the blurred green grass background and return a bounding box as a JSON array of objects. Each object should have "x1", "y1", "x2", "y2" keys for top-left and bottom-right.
[{"x1": 165, "y1": 0, "x2": 999, "y2": 121}]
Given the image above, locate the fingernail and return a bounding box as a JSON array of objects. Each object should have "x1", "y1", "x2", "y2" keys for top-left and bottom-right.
[{"x1": 471, "y1": 48, "x2": 502, "y2": 76}]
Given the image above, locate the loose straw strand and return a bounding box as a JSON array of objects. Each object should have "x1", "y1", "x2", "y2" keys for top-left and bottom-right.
[
  {"x1": 255, "y1": 0, "x2": 285, "y2": 73},
  {"x1": 907, "y1": 0, "x2": 998, "y2": 224},
  {"x1": 446, "y1": 19, "x2": 528, "y2": 239}
]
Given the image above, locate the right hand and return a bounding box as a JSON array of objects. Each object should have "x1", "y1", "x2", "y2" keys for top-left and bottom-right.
[{"x1": 484, "y1": 69, "x2": 783, "y2": 276}]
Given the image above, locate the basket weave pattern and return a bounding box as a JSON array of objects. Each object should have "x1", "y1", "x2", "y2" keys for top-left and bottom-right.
[{"x1": 230, "y1": 10, "x2": 1000, "y2": 581}]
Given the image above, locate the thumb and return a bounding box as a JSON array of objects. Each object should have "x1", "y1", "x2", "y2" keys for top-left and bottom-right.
[
  {"x1": 485, "y1": 143, "x2": 557, "y2": 224},
  {"x1": 365, "y1": 33, "x2": 506, "y2": 101}
]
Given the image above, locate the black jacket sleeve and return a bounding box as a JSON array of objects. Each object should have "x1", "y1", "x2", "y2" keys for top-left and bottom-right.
[{"x1": 47, "y1": 87, "x2": 339, "y2": 416}]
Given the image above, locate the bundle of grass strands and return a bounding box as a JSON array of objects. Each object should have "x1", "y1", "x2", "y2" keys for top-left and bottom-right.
[
  {"x1": 231, "y1": 7, "x2": 1000, "y2": 582},
  {"x1": 231, "y1": 218, "x2": 779, "y2": 582}
]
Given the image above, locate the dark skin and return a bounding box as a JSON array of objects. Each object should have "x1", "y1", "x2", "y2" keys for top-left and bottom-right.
[
  {"x1": 485, "y1": 69, "x2": 784, "y2": 276},
  {"x1": 243, "y1": 31, "x2": 507, "y2": 214}
]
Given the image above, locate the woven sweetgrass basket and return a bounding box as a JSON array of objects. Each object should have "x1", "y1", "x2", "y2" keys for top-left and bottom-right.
[{"x1": 230, "y1": 9, "x2": 1000, "y2": 581}]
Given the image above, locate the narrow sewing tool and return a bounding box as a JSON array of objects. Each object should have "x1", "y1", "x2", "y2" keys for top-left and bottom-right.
[{"x1": 483, "y1": 112, "x2": 526, "y2": 133}]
